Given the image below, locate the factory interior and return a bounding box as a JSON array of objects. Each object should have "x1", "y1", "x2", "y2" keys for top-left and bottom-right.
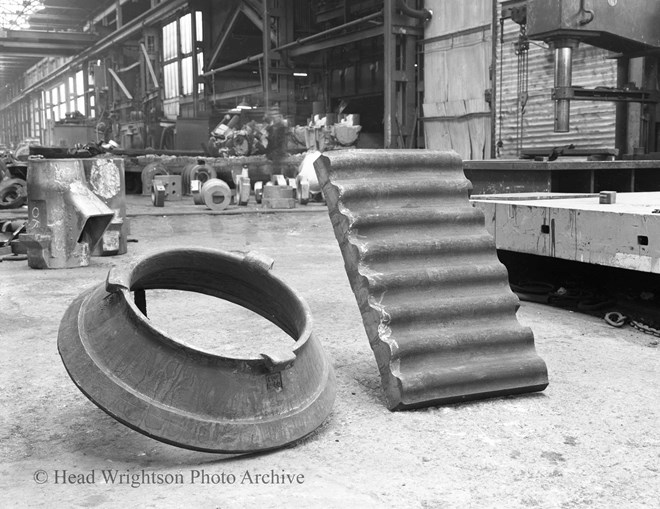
[{"x1": 0, "y1": 1, "x2": 659, "y2": 508}]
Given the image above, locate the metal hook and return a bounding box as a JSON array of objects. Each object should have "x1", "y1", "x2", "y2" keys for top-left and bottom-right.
[{"x1": 578, "y1": 0, "x2": 595, "y2": 26}]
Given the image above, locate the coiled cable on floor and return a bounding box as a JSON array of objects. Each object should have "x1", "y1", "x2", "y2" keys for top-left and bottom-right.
[{"x1": 604, "y1": 311, "x2": 627, "y2": 328}]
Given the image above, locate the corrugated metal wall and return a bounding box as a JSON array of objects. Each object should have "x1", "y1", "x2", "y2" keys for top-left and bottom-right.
[
  {"x1": 496, "y1": 11, "x2": 617, "y2": 159},
  {"x1": 423, "y1": 0, "x2": 618, "y2": 160}
]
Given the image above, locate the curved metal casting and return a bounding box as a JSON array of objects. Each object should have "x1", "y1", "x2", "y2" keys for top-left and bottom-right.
[
  {"x1": 21, "y1": 159, "x2": 114, "y2": 269},
  {"x1": 0, "y1": 178, "x2": 27, "y2": 209},
  {"x1": 141, "y1": 162, "x2": 168, "y2": 196},
  {"x1": 201, "y1": 178, "x2": 231, "y2": 210},
  {"x1": 58, "y1": 248, "x2": 336, "y2": 453}
]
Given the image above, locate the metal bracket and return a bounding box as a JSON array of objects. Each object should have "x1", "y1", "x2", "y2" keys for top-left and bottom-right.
[{"x1": 553, "y1": 86, "x2": 660, "y2": 104}]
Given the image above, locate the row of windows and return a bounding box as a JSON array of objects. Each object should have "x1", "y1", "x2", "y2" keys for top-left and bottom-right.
[
  {"x1": 43, "y1": 70, "x2": 92, "y2": 123},
  {"x1": 162, "y1": 12, "x2": 204, "y2": 118},
  {"x1": 3, "y1": 10, "x2": 205, "y2": 144},
  {"x1": 42, "y1": 11, "x2": 203, "y2": 122}
]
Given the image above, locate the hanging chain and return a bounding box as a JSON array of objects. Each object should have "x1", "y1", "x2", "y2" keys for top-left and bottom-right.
[
  {"x1": 496, "y1": 17, "x2": 505, "y2": 158},
  {"x1": 514, "y1": 23, "x2": 529, "y2": 157}
]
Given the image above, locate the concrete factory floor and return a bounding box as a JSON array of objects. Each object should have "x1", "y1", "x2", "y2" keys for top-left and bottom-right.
[{"x1": 1, "y1": 196, "x2": 659, "y2": 509}]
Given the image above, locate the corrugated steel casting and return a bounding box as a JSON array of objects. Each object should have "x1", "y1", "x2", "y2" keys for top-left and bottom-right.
[
  {"x1": 58, "y1": 248, "x2": 336, "y2": 453},
  {"x1": 314, "y1": 149, "x2": 548, "y2": 410}
]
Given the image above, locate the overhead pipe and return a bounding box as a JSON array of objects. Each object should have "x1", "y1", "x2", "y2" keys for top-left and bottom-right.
[
  {"x1": 274, "y1": 10, "x2": 383, "y2": 52},
  {"x1": 396, "y1": 0, "x2": 433, "y2": 21}
]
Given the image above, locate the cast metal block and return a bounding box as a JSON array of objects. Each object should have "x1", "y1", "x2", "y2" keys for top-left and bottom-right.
[
  {"x1": 153, "y1": 175, "x2": 183, "y2": 201},
  {"x1": 151, "y1": 183, "x2": 166, "y2": 207},
  {"x1": 314, "y1": 149, "x2": 549, "y2": 410},
  {"x1": 263, "y1": 185, "x2": 296, "y2": 209}
]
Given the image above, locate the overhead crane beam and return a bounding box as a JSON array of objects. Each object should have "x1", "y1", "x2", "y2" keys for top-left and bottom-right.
[{"x1": 0, "y1": 29, "x2": 98, "y2": 56}]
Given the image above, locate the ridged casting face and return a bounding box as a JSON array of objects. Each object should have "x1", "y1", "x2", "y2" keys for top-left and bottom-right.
[
  {"x1": 57, "y1": 248, "x2": 336, "y2": 453},
  {"x1": 314, "y1": 149, "x2": 548, "y2": 410}
]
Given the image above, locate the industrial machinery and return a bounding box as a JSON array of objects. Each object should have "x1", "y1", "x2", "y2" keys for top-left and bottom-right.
[
  {"x1": 471, "y1": 0, "x2": 660, "y2": 277},
  {"x1": 525, "y1": 0, "x2": 660, "y2": 156}
]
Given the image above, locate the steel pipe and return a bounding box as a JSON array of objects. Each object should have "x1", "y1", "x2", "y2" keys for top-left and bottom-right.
[{"x1": 554, "y1": 45, "x2": 574, "y2": 132}]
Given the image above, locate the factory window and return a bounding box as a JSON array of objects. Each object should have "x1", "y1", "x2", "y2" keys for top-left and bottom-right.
[
  {"x1": 21, "y1": 102, "x2": 29, "y2": 140},
  {"x1": 68, "y1": 76, "x2": 76, "y2": 114},
  {"x1": 87, "y1": 66, "x2": 96, "y2": 119},
  {"x1": 197, "y1": 51, "x2": 204, "y2": 94},
  {"x1": 44, "y1": 90, "x2": 51, "y2": 122},
  {"x1": 180, "y1": 13, "x2": 193, "y2": 54},
  {"x1": 50, "y1": 86, "x2": 59, "y2": 122},
  {"x1": 163, "y1": 62, "x2": 179, "y2": 99},
  {"x1": 58, "y1": 83, "x2": 66, "y2": 121},
  {"x1": 32, "y1": 98, "x2": 41, "y2": 139},
  {"x1": 161, "y1": 11, "x2": 204, "y2": 118},
  {"x1": 181, "y1": 56, "x2": 194, "y2": 96},
  {"x1": 196, "y1": 11, "x2": 204, "y2": 95},
  {"x1": 75, "y1": 70, "x2": 86, "y2": 116},
  {"x1": 162, "y1": 18, "x2": 180, "y2": 118}
]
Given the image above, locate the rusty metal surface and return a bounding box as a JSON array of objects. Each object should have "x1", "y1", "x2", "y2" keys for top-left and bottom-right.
[
  {"x1": 83, "y1": 158, "x2": 128, "y2": 257},
  {"x1": 314, "y1": 149, "x2": 548, "y2": 410},
  {"x1": 21, "y1": 159, "x2": 114, "y2": 269},
  {"x1": 58, "y1": 248, "x2": 336, "y2": 453}
]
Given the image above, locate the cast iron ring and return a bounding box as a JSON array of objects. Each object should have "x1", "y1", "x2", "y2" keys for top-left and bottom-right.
[{"x1": 58, "y1": 248, "x2": 336, "y2": 453}]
